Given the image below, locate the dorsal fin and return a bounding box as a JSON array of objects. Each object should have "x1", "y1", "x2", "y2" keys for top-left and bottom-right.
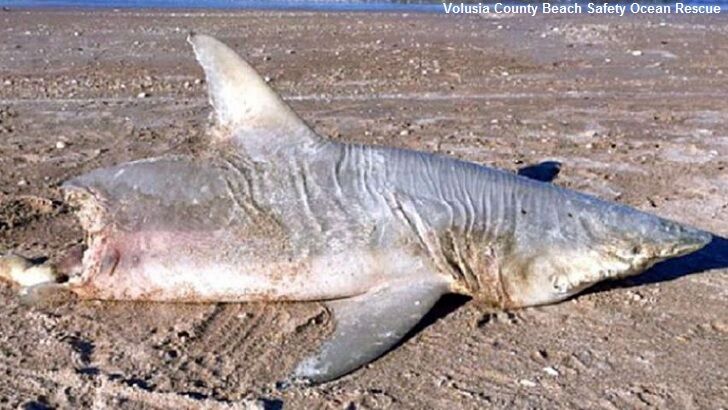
[{"x1": 187, "y1": 33, "x2": 318, "y2": 148}]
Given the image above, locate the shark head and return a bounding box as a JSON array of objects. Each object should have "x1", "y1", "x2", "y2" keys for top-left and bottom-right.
[{"x1": 499, "y1": 197, "x2": 711, "y2": 308}]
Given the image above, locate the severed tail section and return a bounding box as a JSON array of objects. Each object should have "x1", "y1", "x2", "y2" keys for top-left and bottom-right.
[
  {"x1": 0, "y1": 254, "x2": 56, "y2": 288},
  {"x1": 0, "y1": 252, "x2": 79, "y2": 306},
  {"x1": 291, "y1": 277, "x2": 449, "y2": 384}
]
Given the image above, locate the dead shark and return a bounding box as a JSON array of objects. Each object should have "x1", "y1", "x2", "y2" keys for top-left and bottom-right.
[{"x1": 0, "y1": 34, "x2": 711, "y2": 384}]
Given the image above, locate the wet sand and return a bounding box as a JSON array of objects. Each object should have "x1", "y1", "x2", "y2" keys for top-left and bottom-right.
[{"x1": 0, "y1": 8, "x2": 727, "y2": 409}]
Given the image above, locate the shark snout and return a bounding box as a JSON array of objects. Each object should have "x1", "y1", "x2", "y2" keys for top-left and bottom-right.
[
  {"x1": 600, "y1": 212, "x2": 711, "y2": 278},
  {"x1": 656, "y1": 222, "x2": 712, "y2": 258}
]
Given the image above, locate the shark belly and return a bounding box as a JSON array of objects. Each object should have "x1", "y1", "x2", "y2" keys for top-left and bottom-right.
[{"x1": 70, "y1": 227, "x2": 428, "y2": 302}]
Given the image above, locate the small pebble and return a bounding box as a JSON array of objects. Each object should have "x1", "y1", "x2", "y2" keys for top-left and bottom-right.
[
  {"x1": 136, "y1": 92, "x2": 148, "y2": 98},
  {"x1": 543, "y1": 366, "x2": 559, "y2": 376},
  {"x1": 519, "y1": 379, "x2": 537, "y2": 387},
  {"x1": 712, "y1": 320, "x2": 727, "y2": 333},
  {"x1": 627, "y1": 290, "x2": 644, "y2": 301},
  {"x1": 630, "y1": 50, "x2": 643, "y2": 57},
  {"x1": 55, "y1": 141, "x2": 66, "y2": 149}
]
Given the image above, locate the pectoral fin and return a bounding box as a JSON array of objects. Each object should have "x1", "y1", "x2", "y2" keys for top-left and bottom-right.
[{"x1": 291, "y1": 278, "x2": 449, "y2": 384}]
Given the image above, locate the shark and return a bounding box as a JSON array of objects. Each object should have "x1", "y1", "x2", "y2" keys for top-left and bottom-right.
[{"x1": 0, "y1": 34, "x2": 711, "y2": 384}]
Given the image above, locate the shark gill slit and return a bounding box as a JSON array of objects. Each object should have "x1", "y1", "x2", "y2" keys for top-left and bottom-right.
[
  {"x1": 294, "y1": 158, "x2": 322, "y2": 233},
  {"x1": 331, "y1": 146, "x2": 346, "y2": 208}
]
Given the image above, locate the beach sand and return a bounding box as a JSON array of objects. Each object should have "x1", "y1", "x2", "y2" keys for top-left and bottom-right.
[{"x1": 0, "y1": 8, "x2": 727, "y2": 409}]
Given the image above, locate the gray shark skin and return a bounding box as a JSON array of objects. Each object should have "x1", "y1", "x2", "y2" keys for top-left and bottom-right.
[{"x1": 3, "y1": 34, "x2": 711, "y2": 384}]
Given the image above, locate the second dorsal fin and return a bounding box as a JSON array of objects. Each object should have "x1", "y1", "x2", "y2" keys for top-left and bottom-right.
[{"x1": 187, "y1": 33, "x2": 316, "y2": 146}]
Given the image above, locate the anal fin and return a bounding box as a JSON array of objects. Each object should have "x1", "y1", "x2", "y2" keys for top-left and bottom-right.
[{"x1": 291, "y1": 278, "x2": 449, "y2": 384}]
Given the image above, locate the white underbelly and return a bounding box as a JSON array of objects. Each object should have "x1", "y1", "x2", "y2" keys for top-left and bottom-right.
[{"x1": 73, "y1": 229, "x2": 433, "y2": 302}]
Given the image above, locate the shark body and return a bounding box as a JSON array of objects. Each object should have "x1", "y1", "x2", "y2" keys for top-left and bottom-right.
[{"x1": 0, "y1": 35, "x2": 711, "y2": 384}]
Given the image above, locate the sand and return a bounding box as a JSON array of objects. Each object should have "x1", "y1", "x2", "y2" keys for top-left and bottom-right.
[{"x1": 0, "y1": 8, "x2": 727, "y2": 409}]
